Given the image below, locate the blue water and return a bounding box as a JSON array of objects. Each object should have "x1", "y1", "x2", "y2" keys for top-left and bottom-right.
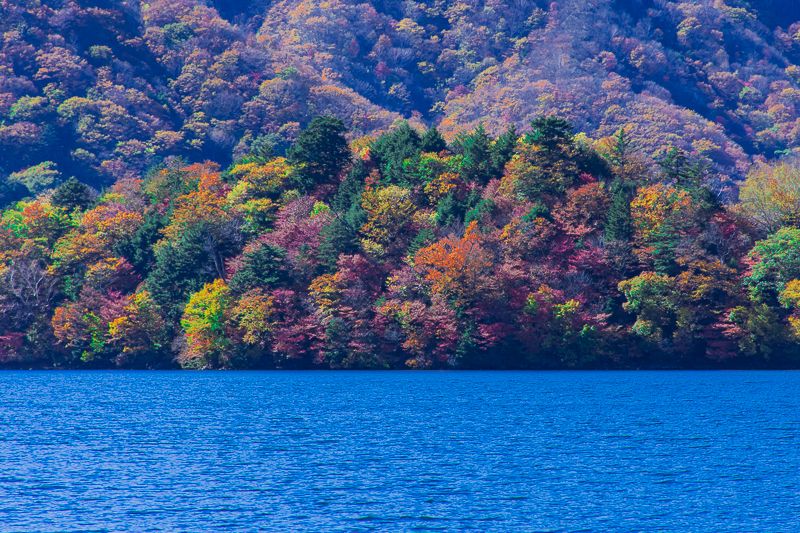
[{"x1": 0, "y1": 371, "x2": 799, "y2": 532}]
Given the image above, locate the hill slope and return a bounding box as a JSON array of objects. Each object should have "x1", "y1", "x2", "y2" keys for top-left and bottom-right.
[{"x1": 2, "y1": 0, "x2": 800, "y2": 194}]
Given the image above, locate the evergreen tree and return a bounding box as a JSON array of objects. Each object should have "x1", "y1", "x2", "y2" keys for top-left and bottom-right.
[
  {"x1": 465, "y1": 198, "x2": 495, "y2": 225},
  {"x1": 456, "y1": 124, "x2": 494, "y2": 183},
  {"x1": 682, "y1": 158, "x2": 719, "y2": 211},
  {"x1": 420, "y1": 127, "x2": 448, "y2": 153},
  {"x1": 317, "y1": 216, "x2": 361, "y2": 272},
  {"x1": 525, "y1": 116, "x2": 574, "y2": 151},
  {"x1": 660, "y1": 147, "x2": 718, "y2": 211},
  {"x1": 287, "y1": 116, "x2": 350, "y2": 190},
  {"x1": 113, "y1": 211, "x2": 167, "y2": 275},
  {"x1": 605, "y1": 177, "x2": 634, "y2": 242},
  {"x1": 491, "y1": 124, "x2": 517, "y2": 176},
  {"x1": 370, "y1": 122, "x2": 421, "y2": 185},
  {"x1": 658, "y1": 147, "x2": 690, "y2": 185},
  {"x1": 229, "y1": 243, "x2": 290, "y2": 293},
  {"x1": 608, "y1": 127, "x2": 633, "y2": 174},
  {"x1": 650, "y1": 222, "x2": 680, "y2": 276},
  {"x1": 436, "y1": 193, "x2": 462, "y2": 228},
  {"x1": 147, "y1": 228, "x2": 215, "y2": 319},
  {"x1": 51, "y1": 177, "x2": 94, "y2": 212},
  {"x1": 515, "y1": 116, "x2": 579, "y2": 200},
  {"x1": 250, "y1": 133, "x2": 282, "y2": 161},
  {"x1": 332, "y1": 160, "x2": 368, "y2": 213}
]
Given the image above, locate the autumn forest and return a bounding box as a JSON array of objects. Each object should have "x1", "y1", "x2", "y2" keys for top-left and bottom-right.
[{"x1": 3, "y1": 0, "x2": 800, "y2": 369}]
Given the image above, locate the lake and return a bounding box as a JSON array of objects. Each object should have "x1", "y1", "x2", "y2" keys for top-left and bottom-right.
[{"x1": 0, "y1": 371, "x2": 798, "y2": 531}]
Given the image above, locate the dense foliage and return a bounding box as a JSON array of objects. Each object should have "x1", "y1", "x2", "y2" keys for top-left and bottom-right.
[
  {"x1": 2, "y1": 114, "x2": 800, "y2": 368},
  {"x1": 4, "y1": 1, "x2": 800, "y2": 368},
  {"x1": 5, "y1": 0, "x2": 800, "y2": 195}
]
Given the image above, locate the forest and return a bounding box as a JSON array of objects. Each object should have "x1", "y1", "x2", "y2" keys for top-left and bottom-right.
[
  {"x1": 3, "y1": 1, "x2": 800, "y2": 368},
  {"x1": 2, "y1": 115, "x2": 800, "y2": 369}
]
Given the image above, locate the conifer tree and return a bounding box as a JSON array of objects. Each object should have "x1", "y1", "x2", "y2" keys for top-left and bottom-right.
[
  {"x1": 287, "y1": 116, "x2": 350, "y2": 190},
  {"x1": 420, "y1": 127, "x2": 448, "y2": 153}
]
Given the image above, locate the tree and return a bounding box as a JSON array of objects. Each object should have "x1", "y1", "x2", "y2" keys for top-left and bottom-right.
[
  {"x1": 9, "y1": 162, "x2": 62, "y2": 194},
  {"x1": 370, "y1": 122, "x2": 421, "y2": 185},
  {"x1": 51, "y1": 178, "x2": 95, "y2": 212},
  {"x1": 378, "y1": 296, "x2": 460, "y2": 368},
  {"x1": 147, "y1": 227, "x2": 216, "y2": 317},
  {"x1": 455, "y1": 124, "x2": 493, "y2": 183},
  {"x1": 420, "y1": 127, "x2": 448, "y2": 153},
  {"x1": 491, "y1": 125, "x2": 517, "y2": 177},
  {"x1": 658, "y1": 147, "x2": 690, "y2": 185},
  {"x1": 161, "y1": 165, "x2": 242, "y2": 280},
  {"x1": 228, "y1": 243, "x2": 290, "y2": 293},
  {"x1": 555, "y1": 182, "x2": 609, "y2": 238},
  {"x1": 180, "y1": 279, "x2": 232, "y2": 368},
  {"x1": 504, "y1": 116, "x2": 579, "y2": 201},
  {"x1": 745, "y1": 227, "x2": 800, "y2": 304},
  {"x1": 332, "y1": 160, "x2": 367, "y2": 213},
  {"x1": 630, "y1": 184, "x2": 696, "y2": 274},
  {"x1": 317, "y1": 216, "x2": 361, "y2": 272},
  {"x1": 619, "y1": 272, "x2": 677, "y2": 341},
  {"x1": 414, "y1": 221, "x2": 493, "y2": 306},
  {"x1": 605, "y1": 177, "x2": 634, "y2": 242},
  {"x1": 227, "y1": 158, "x2": 293, "y2": 233},
  {"x1": 607, "y1": 128, "x2": 633, "y2": 173},
  {"x1": 360, "y1": 185, "x2": 416, "y2": 256},
  {"x1": 107, "y1": 290, "x2": 169, "y2": 367},
  {"x1": 525, "y1": 116, "x2": 573, "y2": 152},
  {"x1": 231, "y1": 288, "x2": 276, "y2": 350},
  {"x1": 736, "y1": 159, "x2": 800, "y2": 236},
  {"x1": 287, "y1": 116, "x2": 350, "y2": 190}
]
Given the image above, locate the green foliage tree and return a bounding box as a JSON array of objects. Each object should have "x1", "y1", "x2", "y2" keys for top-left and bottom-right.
[
  {"x1": 455, "y1": 124, "x2": 493, "y2": 183},
  {"x1": 510, "y1": 116, "x2": 580, "y2": 200},
  {"x1": 370, "y1": 122, "x2": 421, "y2": 185},
  {"x1": 491, "y1": 125, "x2": 517, "y2": 176},
  {"x1": 605, "y1": 177, "x2": 634, "y2": 242},
  {"x1": 287, "y1": 116, "x2": 350, "y2": 190},
  {"x1": 619, "y1": 272, "x2": 678, "y2": 341},
  {"x1": 147, "y1": 229, "x2": 217, "y2": 318},
  {"x1": 420, "y1": 127, "x2": 448, "y2": 153},
  {"x1": 51, "y1": 178, "x2": 94, "y2": 212},
  {"x1": 317, "y1": 216, "x2": 361, "y2": 272},
  {"x1": 745, "y1": 227, "x2": 800, "y2": 304},
  {"x1": 229, "y1": 244, "x2": 290, "y2": 293},
  {"x1": 9, "y1": 162, "x2": 62, "y2": 194}
]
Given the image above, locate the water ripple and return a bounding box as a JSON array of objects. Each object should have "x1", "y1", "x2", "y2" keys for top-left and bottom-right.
[{"x1": 0, "y1": 370, "x2": 798, "y2": 531}]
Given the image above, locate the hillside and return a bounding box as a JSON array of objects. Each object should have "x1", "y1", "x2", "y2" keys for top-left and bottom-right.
[
  {"x1": 3, "y1": 0, "x2": 800, "y2": 195},
  {"x1": 4, "y1": 2, "x2": 800, "y2": 369}
]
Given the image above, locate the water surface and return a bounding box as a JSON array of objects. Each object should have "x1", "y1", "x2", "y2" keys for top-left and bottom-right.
[{"x1": 0, "y1": 371, "x2": 798, "y2": 531}]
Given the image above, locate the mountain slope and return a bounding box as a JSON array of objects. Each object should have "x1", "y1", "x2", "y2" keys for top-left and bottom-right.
[{"x1": 1, "y1": 0, "x2": 800, "y2": 194}]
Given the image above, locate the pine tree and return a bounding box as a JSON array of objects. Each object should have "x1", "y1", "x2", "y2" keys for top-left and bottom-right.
[
  {"x1": 491, "y1": 124, "x2": 517, "y2": 177},
  {"x1": 51, "y1": 177, "x2": 94, "y2": 212},
  {"x1": 287, "y1": 116, "x2": 350, "y2": 190},
  {"x1": 525, "y1": 116, "x2": 573, "y2": 151},
  {"x1": 332, "y1": 160, "x2": 367, "y2": 213},
  {"x1": 457, "y1": 124, "x2": 493, "y2": 183},
  {"x1": 420, "y1": 127, "x2": 448, "y2": 153},
  {"x1": 658, "y1": 147, "x2": 689, "y2": 185},
  {"x1": 229, "y1": 244, "x2": 290, "y2": 293},
  {"x1": 650, "y1": 222, "x2": 679, "y2": 276},
  {"x1": 317, "y1": 216, "x2": 361, "y2": 272},
  {"x1": 370, "y1": 121, "x2": 421, "y2": 185},
  {"x1": 605, "y1": 177, "x2": 634, "y2": 242}
]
